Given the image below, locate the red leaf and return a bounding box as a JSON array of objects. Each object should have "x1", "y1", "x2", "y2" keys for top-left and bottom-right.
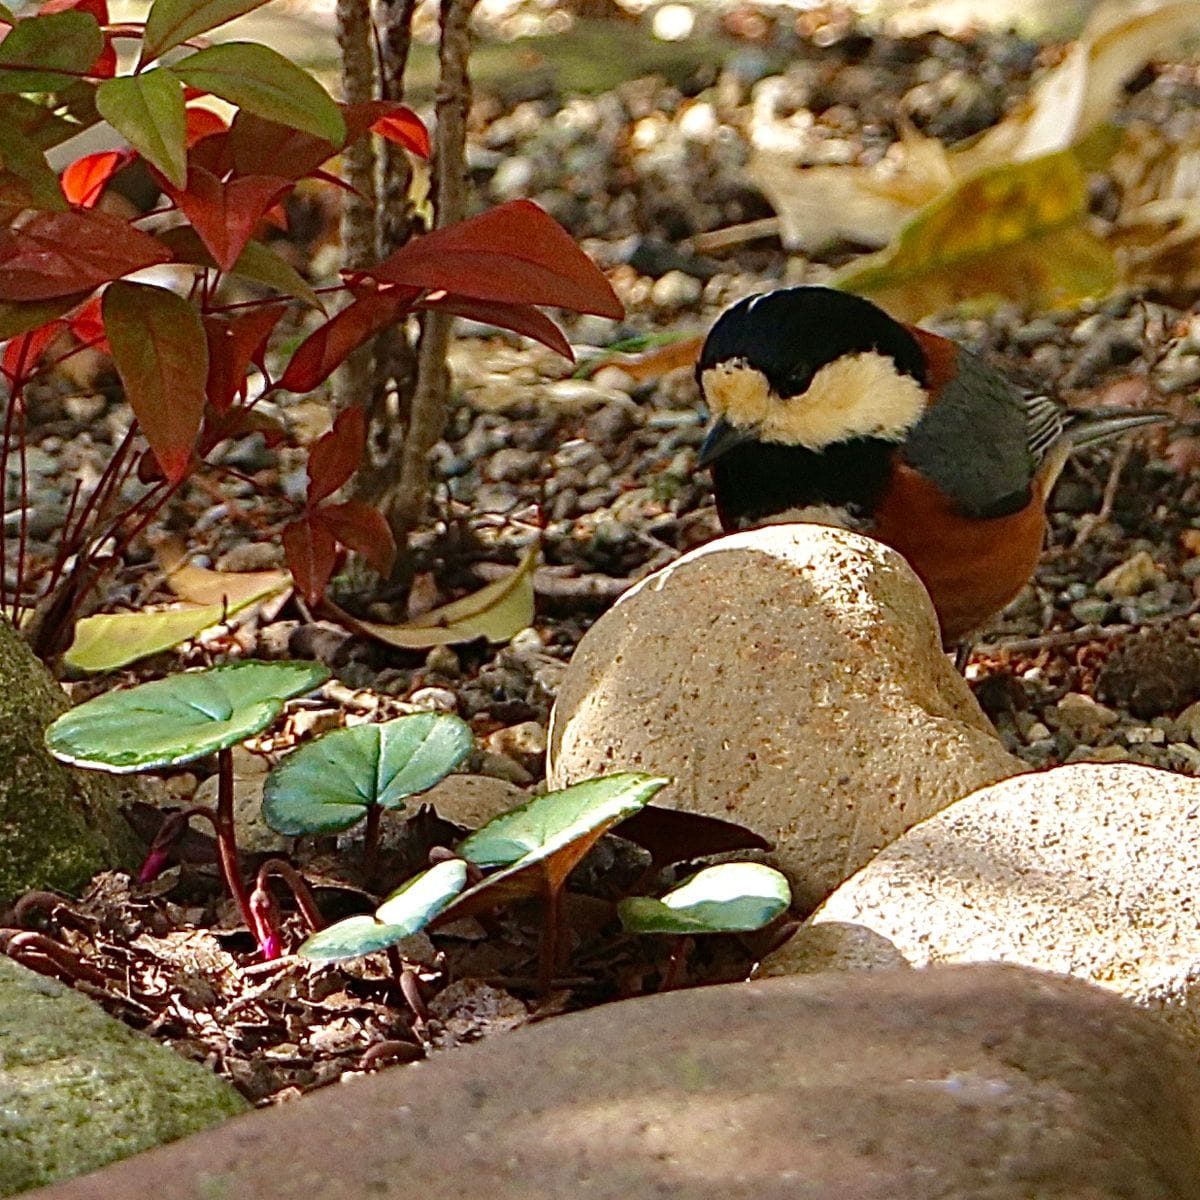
[
  {"x1": 360, "y1": 200, "x2": 623, "y2": 320},
  {"x1": 418, "y1": 293, "x2": 572, "y2": 360},
  {"x1": 313, "y1": 500, "x2": 396, "y2": 577},
  {"x1": 90, "y1": 36, "x2": 116, "y2": 78},
  {"x1": 102, "y1": 280, "x2": 207, "y2": 483},
  {"x1": 0, "y1": 210, "x2": 172, "y2": 302},
  {"x1": 203, "y1": 304, "x2": 285, "y2": 412},
  {"x1": 342, "y1": 101, "x2": 429, "y2": 158},
  {"x1": 279, "y1": 289, "x2": 411, "y2": 393},
  {"x1": 283, "y1": 515, "x2": 337, "y2": 606},
  {"x1": 306, "y1": 405, "x2": 365, "y2": 505},
  {"x1": 185, "y1": 106, "x2": 228, "y2": 147},
  {"x1": 199, "y1": 403, "x2": 286, "y2": 455},
  {"x1": 1, "y1": 319, "x2": 64, "y2": 384},
  {"x1": 228, "y1": 111, "x2": 337, "y2": 182},
  {"x1": 168, "y1": 165, "x2": 292, "y2": 273},
  {"x1": 183, "y1": 131, "x2": 233, "y2": 178},
  {"x1": 40, "y1": 0, "x2": 107, "y2": 17},
  {"x1": 61, "y1": 149, "x2": 129, "y2": 208},
  {"x1": 69, "y1": 294, "x2": 107, "y2": 350}
]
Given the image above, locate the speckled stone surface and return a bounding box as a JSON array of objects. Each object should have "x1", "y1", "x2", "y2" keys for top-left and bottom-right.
[
  {"x1": 0, "y1": 957, "x2": 247, "y2": 1197},
  {"x1": 548, "y1": 524, "x2": 1023, "y2": 910},
  {"x1": 768, "y1": 762, "x2": 1200, "y2": 1049},
  {"x1": 26, "y1": 964, "x2": 1200, "y2": 1200}
]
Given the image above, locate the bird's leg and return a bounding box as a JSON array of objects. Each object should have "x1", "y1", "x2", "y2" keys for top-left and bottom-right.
[{"x1": 953, "y1": 639, "x2": 974, "y2": 674}]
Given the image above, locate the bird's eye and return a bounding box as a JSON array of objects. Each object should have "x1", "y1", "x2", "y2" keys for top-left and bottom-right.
[{"x1": 780, "y1": 364, "x2": 814, "y2": 396}]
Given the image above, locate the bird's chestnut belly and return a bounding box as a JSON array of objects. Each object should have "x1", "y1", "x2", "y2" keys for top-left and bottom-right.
[{"x1": 870, "y1": 464, "x2": 1046, "y2": 645}]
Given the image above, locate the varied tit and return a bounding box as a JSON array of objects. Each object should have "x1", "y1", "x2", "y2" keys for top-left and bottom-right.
[{"x1": 696, "y1": 286, "x2": 1166, "y2": 648}]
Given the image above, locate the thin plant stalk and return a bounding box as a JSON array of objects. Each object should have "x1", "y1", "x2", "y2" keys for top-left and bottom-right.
[
  {"x1": 659, "y1": 935, "x2": 694, "y2": 993},
  {"x1": 255, "y1": 859, "x2": 324, "y2": 933},
  {"x1": 214, "y1": 747, "x2": 255, "y2": 932},
  {"x1": 363, "y1": 803, "x2": 382, "y2": 881}
]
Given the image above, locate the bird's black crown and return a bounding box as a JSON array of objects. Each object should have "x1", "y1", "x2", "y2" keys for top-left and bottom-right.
[{"x1": 697, "y1": 287, "x2": 928, "y2": 397}]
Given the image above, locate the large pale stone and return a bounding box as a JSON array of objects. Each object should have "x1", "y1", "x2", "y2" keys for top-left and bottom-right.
[
  {"x1": 0, "y1": 618, "x2": 140, "y2": 903},
  {"x1": 767, "y1": 762, "x2": 1200, "y2": 1048},
  {"x1": 0, "y1": 957, "x2": 247, "y2": 1197},
  {"x1": 29, "y1": 964, "x2": 1200, "y2": 1200},
  {"x1": 548, "y1": 525, "x2": 1022, "y2": 909}
]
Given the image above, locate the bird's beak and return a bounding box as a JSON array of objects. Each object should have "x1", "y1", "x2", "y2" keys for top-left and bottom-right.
[{"x1": 697, "y1": 417, "x2": 758, "y2": 469}]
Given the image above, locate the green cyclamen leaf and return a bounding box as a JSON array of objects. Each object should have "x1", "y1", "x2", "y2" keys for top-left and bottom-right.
[
  {"x1": 45, "y1": 660, "x2": 330, "y2": 771},
  {"x1": 299, "y1": 859, "x2": 468, "y2": 962},
  {"x1": 262, "y1": 712, "x2": 475, "y2": 836},
  {"x1": 618, "y1": 863, "x2": 792, "y2": 935}
]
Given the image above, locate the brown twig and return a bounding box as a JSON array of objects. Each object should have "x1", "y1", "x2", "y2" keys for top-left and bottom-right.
[
  {"x1": 384, "y1": 0, "x2": 478, "y2": 564},
  {"x1": 334, "y1": 0, "x2": 380, "y2": 415},
  {"x1": 1072, "y1": 441, "x2": 1132, "y2": 550}
]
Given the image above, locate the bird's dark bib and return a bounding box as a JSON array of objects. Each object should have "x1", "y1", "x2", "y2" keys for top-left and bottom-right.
[{"x1": 711, "y1": 436, "x2": 896, "y2": 531}]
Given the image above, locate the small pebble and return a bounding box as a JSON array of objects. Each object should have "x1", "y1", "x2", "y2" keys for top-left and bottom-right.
[
  {"x1": 1070, "y1": 597, "x2": 1112, "y2": 625},
  {"x1": 1054, "y1": 692, "x2": 1119, "y2": 733},
  {"x1": 63, "y1": 394, "x2": 106, "y2": 423},
  {"x1": 1176, "y1": 700, "x2": 1200, "y2": 744},
  {"x1": 477, "y1": 749, "x2": 534, "y2": 786},
  {"x1": 425, "y1": 645, "x2": 461, "y2": 678},
  {"x1": 485, "y1": 720, "x2": 547, "y2": 771},
  {"x1": 1095, "y1": 551, "x2": 1166, "y2": 598},
  {"x1": 216, "y1": 543, "x2": 284, "y2": 572},
  {"x1": 408, "y1": 686, "x2": 460, "y2": 713}
]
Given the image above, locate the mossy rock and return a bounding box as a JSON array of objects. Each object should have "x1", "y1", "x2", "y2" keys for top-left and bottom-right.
[
  {"x1": 0, "y1": 957, "x2": 247, "y2": 1196},
  {"x1": 0, "y1": 618, "x2": 140, "y2": 903}
]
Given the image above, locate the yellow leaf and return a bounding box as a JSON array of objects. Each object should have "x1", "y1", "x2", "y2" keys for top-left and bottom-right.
[
  {"x1": 833, "y1": 150, "x2": 1116, "y2": 320},
  {"x1": 160, "y1": 541, "x2": 291, "y2": 608},
  {"x1": 967, "y1": 0, "x2": 1200, "y2": 167},
  {"x1": 328, "y1": 548, "x2": 538, "y2": 650},
  {"x1": 64, "y1": 604, "x2": 227, "y2": 674}
]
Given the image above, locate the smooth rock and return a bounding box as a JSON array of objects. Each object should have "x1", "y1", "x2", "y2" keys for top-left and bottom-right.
[
  {"x1": 28, "y1": 964, "x2": 1200, "y2": 1200},
  {"x1": 419, "y1": 774, "x2": 527, "y2": 830},
  {"x1": 768, "y1": 762, "x2": 1200, "y2": 1048},
  {"x1": 0, "y1": 957, "x2": 246, "y2": 1197},
  {"x1": 548, "y1": 525, "x2": 1023, "y2": 909}
]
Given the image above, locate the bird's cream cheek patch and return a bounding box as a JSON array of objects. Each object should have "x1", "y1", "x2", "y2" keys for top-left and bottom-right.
[
  {"x1": 700, "y1": 360, "x2": 772, "y2": 429},
  {"x1": 761, "y1": 350, "x2": 926, "y2": 450}
]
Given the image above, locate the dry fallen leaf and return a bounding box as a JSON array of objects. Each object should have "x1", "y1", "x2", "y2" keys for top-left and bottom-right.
[
  {"x1": 834, "y1": 150, "x2": 1116, "y2": 319},
  {"x1": 325, "y1": 547, "x2": 538, "y2": 650}
]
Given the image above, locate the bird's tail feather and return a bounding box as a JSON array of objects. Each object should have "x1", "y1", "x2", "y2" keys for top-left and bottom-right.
[{"x1": 1064, "y1": 409, "x2": 1169, "y2": 448}]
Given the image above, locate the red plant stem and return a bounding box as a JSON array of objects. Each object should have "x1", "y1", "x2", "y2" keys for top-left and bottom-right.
[
  {"x1": 537, "y1": 879, "x2": 562, "y2": 999},
  {"x1": 398, "y1": 965, "x2": 428, "y2": 1023},
  {"x1": 659, "y1": 935, "x2": 693, "y2": 993},
  {"x1": 14, "y1": 391, "x2": 29, "y2": 627},
  {"x1": 5, "y1": 931, "x2": 106, "y2": 986},
  {"x1": 214, "y1": 748, "x2": 255, "y2": 931},
  {"x1": 0, "y1": 375, "x2": 25, "y2": 616},
  {"x1": 255, "y1": 859, "x2": 324, "y2": 932},
  {"x1": 363, "y1": 804, "x2": 382, "y2": 880},
  {"x1": 359, "y1": 1039, "x2": 423, "y2": 1068}
]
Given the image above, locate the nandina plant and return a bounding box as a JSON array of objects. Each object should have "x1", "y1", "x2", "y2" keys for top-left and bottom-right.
[{"x1": 0, "y1": 0, "x2": 623, "y2": 663}]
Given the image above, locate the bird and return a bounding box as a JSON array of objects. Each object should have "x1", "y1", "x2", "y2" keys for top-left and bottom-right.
[{"x1": 695, "y1": 286, "x2": 1166, "y2": 651}]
